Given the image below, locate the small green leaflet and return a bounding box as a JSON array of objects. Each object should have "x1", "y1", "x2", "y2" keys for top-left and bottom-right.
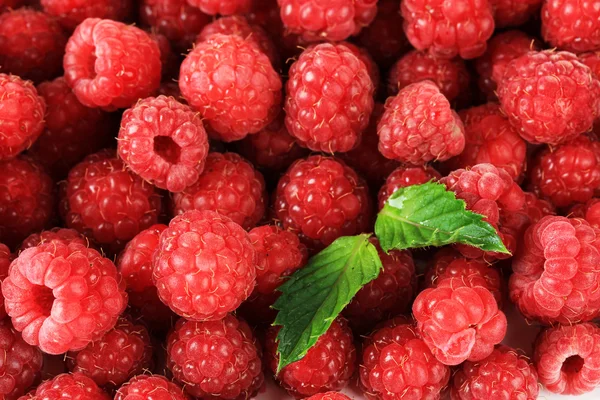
[
  {"x1": 272, "y1": 234, "x2": 382, "y2": 372},
  {"x1": 375, "y1": 182, "x2": 509, "y2": 254}
]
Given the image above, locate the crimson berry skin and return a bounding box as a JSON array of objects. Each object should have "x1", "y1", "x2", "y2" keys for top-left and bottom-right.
[
  {"x1": 118, "y1": 95, "x2": 210, "y2": 193},
  {"x1": 284, "y1": 43, "x2": 375, "y2": 153},
  {"x1": 523, "y1": 191, "x2": 556, "y2": 225},
  {"x1": 115, "y1": 375, "x2": 188, "y2": 400},
  {"x1": 186, "y1": 0, "x2": 251, "y2": 15},
  {"x1": 166, "y1": 315, "x2": 264, "y2": 399},
  {"x1": 542, "y1": 0, "x2": 600, "y2": 53},
  {"x1": 306, "y1": 393, "x2": 350, "y2": 400},
  {"x1": 451, "y1": 345, "x2": 539, "y2": 400},
  {"x1": 41, "y1": 0, "x2": 132, "y2": 30},
  {"x1": 0, "y1": 243, "x2": 11, "y2": 319},
  {"x1": 378, "y1": 164, "x2": 441, "y2": 210},
  {"x1": 17, "y1": 372, "x2": 110, "y2": 400},
  {"x1": 570, "y1": 198, "x2": 600, "y2": 228},
  {"x1": 490, "y1": 0, "x2": 543, "y2": 28},
  {"x1": 64, "y1": 18, "x2": 162, "y2": 110},
  {"x1": 19, "y1": 228, "x2": 88, "y2": 253}
]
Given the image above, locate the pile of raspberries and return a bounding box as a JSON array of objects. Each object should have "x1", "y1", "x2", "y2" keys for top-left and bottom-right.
[{"x1": 1, "y1": 0, "x2": 600, "y2": 399}]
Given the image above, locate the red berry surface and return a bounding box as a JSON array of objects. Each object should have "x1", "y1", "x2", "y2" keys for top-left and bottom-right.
[
  {"x1": 523, "y1": 191, "x2": 556, "y2": 225},
  {"x1": 378, "y1": 164, "x2": 441, "y2": 209},
  {"x1": 570, "y1": 198, "x2": 600, "y2": 228},
  {"x1": 490, "y1": 0, "x2": 543, "y2": 28},
  {"x1": 542, "y1": 0, "x2": 600, "y2": 53},
  {"x1": 186, "y1": 0, "x2": 251, "y2": 15},
  {"x1": 340, "y1": 42, "x2": 380, "y2": 92},
  {"x1": 19, "y1": 228, "x2": 87, "y2": 253},
  {"x1": 0, "y1": 243, "x2": 11, "y2": 319},
  {"x1": 19, "y1": 372, "x2": 110, "y2": 400},
  {"x1": 115, "y1": 375, "x2": 188, "y2": 400},
  {"x1": 0, "y1": 0, "x2": 24, "y2": 10},
  {"x1": 306, "y1": 393, "x2": 350, "y2": 400},
  {"x1": 41, "y1": 0, "x2": 132, "y2": 30},
  {"x1": 579, "y1": 50, "x2": 600, "y2": 79}
]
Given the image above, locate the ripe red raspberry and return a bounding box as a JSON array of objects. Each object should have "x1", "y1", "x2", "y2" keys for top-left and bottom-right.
[
  {"x1": 60, "y1": 150, "x2": 163, "y2": 253},
  {"x1": 1, "y1": 239, "x2": 127, "y2": 355},
  {"x1": 445, "y1": 103, "x2": 527, "y2": 180},
  {"x1": 570, "y1": 198, "x2": 600, "y2": 228},
  {"x1": 0, "y1": 74, "x2": 45, "y2": 160},
  {"x1": 285, "y1": 43, "x2": 375, "y2": 153},
  {"x1": 359, "y1": 316, "x2": 451, "y2": 399},
  {"x1": 115, "y1": 375, "x2": 187, "y2": 400},
  {"x1": 378, "y1": 81, "x2": 466, "y2": 164},
  {"x1": 579, "y1": 51, "x2": 600, "y2": 79},
  {"x1": 153, "y1": 210, "x2": 256, "y2": 321},
  {"x1": 171, "y1": 152, "x2": 266, "y2": 229},
  {"x1": 19, "y1": 372, "x2": 110, "y2": 400},
  {"x1": 306, "y1": 393, "x2": 350, "y2": 400},
  {"x1": 274, "y1": 156, "x2": 372, "y2": 252},
  {"x1": 19, "y1": 228, "x2": 88, "y2": 252},
  {"x1": 265, "y1": 317, "x2": 356, "y2": 397},
  {"x1": 542, "y1": 0, "x2": 600, "y2": 53},
  {"x1": 529, "y1": 135, "x2": 600, "y2": 207},
  {"x1": 179, "y1": 34, "x2": 281, "y2": 142},
  {"x1": 167, "y1": 315, "x2": 263, "y2": 399},
  {"x1": 490, "y1": 0, "x2": 543, "y2": 28},
  {"x1": 401, "y1": 0, "x2": 495, "y2": 59},
  {"x1": 340, "y1": 42, "x2": 380, "y2": 92},
  {"x1": 0, "y1": 243, "x2": 11, "y2": 319},
  {"x1": 186, "y1": 0, "x2": 251, "y2": 15},
  {"x1": 452, "y1": 345, "x2": 539, "y2": 400},
  {"x1": 523, "y1": 191, "x2": 556, "y2": 225},
  {"x1": 40, "y1": 0, "x2": 132, "y2": 30},
  {"x1": 498, "y1": 50, "x2": 600, "y2": 145},
  {"x1": 378, "y1": 164, "x2": 442, "y2": 209},
  {"x1": 343, "y1": 239, "x2": 416, "y2": 332},
  {"x1": 64, "y1": 18, "x2": 162, "y2": 110}
]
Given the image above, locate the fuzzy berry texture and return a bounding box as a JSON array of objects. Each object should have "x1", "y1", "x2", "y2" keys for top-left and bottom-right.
[
  {"x1": 171, "y1": 152, "x2": 266, "y2": 230},
  {"x1": 378, "y1": 164, "x2": 441, "y2": 209},
  {"x1": 0, "y1": 74, "x2": 46, "y2": 161},
  {"x1": 542, "y1": 0, "x2": 600, "y2": 53},
  {"x1": 19, "y1": 228, "x2": 88, "y2": 253},
  {"x1": 0, "y1": 243, "x2": 11, "y2": 319},
  {"x1": 570, "y1": 198, "x2": 600, "y2": 228},
  {"x1": 498, "y1": 50, "x2": 600, "y2": 146},
  {"x1": 115, "y1": 375, "x2": 187, "y2": 400},
  {"x1": 265, "y1": 318, "x2": 356, "y2": 398},
  {"x1": 41, "y1": 0, "x2": 132, "y2": 30},
  {"x1": 490, "y1": 0, "x2": 543, "y2": 28},
  {"x1": 19, "y1": 372, "x2": 110, "y2": 400},
  {"x1": 153, "y1": 210, "x2": 256, "y2": 321},
  {"x1": 305, "y1": 393, "x2": 350, "y2": 400},
  {"x1": 580, "y1": 51, "x2": 600, "y2": 79},
  {"x1": 285, "y1": 43, "x2": 375, "y2": 153},
  {"x1": 179, "y1": 34, "x2": 282, "y2": 142},
  {"x1": 60, "y1": 150, "x2": 163, "y2": 254},
  {"x1": 1, "y1": 239, "x2": 127, "y2": 355},
  {"x1": 451, "y1": 345, "x2": 539, "y2": 400},
  {"x1": 187, "y1": 0, "x2": 251, "y2": 15},
  {"x1": 64, "y1": 18, "x2": 162, "y2": 110},
  {"x1": 274, "y1": 156, "x2": 372, "y2": 252},
  {"x1": 534, "y1": 323, "x2": 600, "y2": 395},
  {"x1": 401, "y1": 0, "x2": 495, "y2": 59},
  {"x1": 341, "y1": 42, "x2": 380, "y2": 93},
  {"x1": 378, "y1": 81, "x2": 466, "y2": 165},
  {"x1": 118, "y1": 95, "x2": 209, "y2": 193},
  {"x1": 359, "y1": 316, "x2": 451, "y2": 400},
  {"x1": 523, "y1": 191, "x2": 556, "y2": 225},
  {"x1": 167, "y1": 315, "x2": 263, "y2": 399}
]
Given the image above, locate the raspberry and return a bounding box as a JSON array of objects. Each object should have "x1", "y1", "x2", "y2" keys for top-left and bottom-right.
[
  {"x1": 523, "y1": 191, "x2": 556, "y2": 225},
  {"x1": 19, "y1": 373, "x2": 110, "y2": 400},
  {"x1": 0, "y1": 74, "x2": 45, "y2": 161},
  {"x1": 277, "y1": 0, "x2": 377, "y2": 42},
  {"x1": 151, "y1": 32, "x2": 180, "y2": 81},
  {"x1": 274, "y1": 155, "x2": 372, "y2": 252},
  {"x1": 115, "y1": 375, "x2": 187, "y2": 400},
  {"x1": 64, "y1": 18, "x2": 162, "y2": 110},
  {"x1": 498, "y1": 50, "x2": 600, "y2": 145},
  {"x1": 186, "y1": 0, "x2": 251, "y2": 15},
  {"x1": 579, "y1": 51, "x2": 600, "y2": 79},
  {"x1": 118, "y1": 95, "x2": 209, "y2": 193},
  {"x1": 490, "y1": 0, "x2": 543, "y2": 28},
  {"x1": 542, "y1": 0, "x2": 600, "y2": 53},
  {"x1": 451, "y1": 345, "x2": 539, "y2": 400},
  {"x1": 29, "y1": 77, "x2": 113, "y2": 180},
  {"x1": 343, "y1": 239, "x2": 416, "y2": 332},
  {"x1": 285, "y1": 43, "x2": 375, "y2": 153},
  {"x1": 401, "y1": 0, "x2": 495, "y2": 59},
  {"x1": 0, "y1": 243, "x2": 11, "y2": 319},
  {"x1": 0, "y1": 0, "x2": 24, "y2": 10},
  {"x1": 153, "y1": 210, "x2": 256, "y2": 321},
  {"x1": 378, "y1": 81, "x2": 466, "y2": 164},
  {"x1": 510, "y1": 215, "x2": 600, "y2": 325},
  {"x1": 60, "y1": 150, "x2": 163, "y2": 254},
  {"x1": 166, "y1": 315, "x2": 263, "y2": 399},
  {"x1": 19, "y1": 228, "x2": 88, "y2": 252},
  {"x1": 445, "y1": 103, "x2": 527, "y2": 180},
  {"x1": 40, "y1": 0, "x2": 133, "y2": 30},
  {"x1": 378, "y1": 164, "x2": 442, "y2": 209},
  {"x1": 359, "y1": 317, "x2": 451, "y2": 399},
  {"x1": 341, "y1": 42, "x2": 380, "y2": 92},
  {"x1": 570, "y1": 198, "x2": 600, "y2": 228},
  {"x1": 387, "y1": 50, "x2": 471, "y2": 104},
  {"x1": 306, "y1": 393, "x2": 350, "y2": 400},
  {"x1": 0, "y1": 156, "x2": 54, "y2": 249},
  {"x1": 265, "y1": 317, "x2": 356, "y2": 397},
  {"x1": 1, "y1": 239, "x2": 127, "y2": 355},
  {"x1": 0, "y1": 9, "x2": 66, "y2": 84},
  {"x1": 179, "y1": 34, "x2": 282, "y2": 142},
  {"x1": 529, "y1": 135, "x2": 600, "y2": 207},
  {"x1": 171, "y1": 152, "x2": 266, "y2": 230}
]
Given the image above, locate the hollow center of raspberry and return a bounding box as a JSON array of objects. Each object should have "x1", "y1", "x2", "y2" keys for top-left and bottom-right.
[
  {"x1": 87, "y1": 51, "x2": 97, "y2": 79},
  {"x1": 35, "y1": 286, "x2": 54, "y2": 316},
  {"x1": 562, "y1": 355, "x2": 585, "y2": 374},
  {"x1": 154, "y1": 136, "x2": 181, "y2": 164}
]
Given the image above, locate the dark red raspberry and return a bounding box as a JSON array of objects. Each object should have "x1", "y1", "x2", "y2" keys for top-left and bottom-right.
[
  {"x1": 523, "y1": 191, "x2": 556, "y2": 225},
  {"x1": 64, "y1": 18, "x2": 162, "y2": 110},
  {"x1": 359, "y1": 316, "x2": 451, "y2": 399},
  {"x1": 167, "y1": 315, "x2": 263, "y2": 399},
  {"x1": 451, "y1": 345, "x2": 539, "y2": 400},
  {"x1": 0, "y1": 9, "x2": 66, "y2": 84},
  {"x1": 343, "y1": 239, "x2": 416, "y2": 332},
  {"x1": 306, "y1": 393, "x2": 350, "y2": 400},
  {"x1": 1, "y1": 239, "x2": 127, "y2": 355},
  {"x1": 153, "y1": 210, "x2": 256, "y2": 321},
  {"x1": 542, "y1": 0, "x2": 600, "y2": 53},
  {"x1": 265, "y1": 317, "x2": 356, "y2": 398},
  {"x1": 19, "y1": 372, "x2": 110, "y2": 400},
  {"x1": 171, "y1": 152, "x2": 266, "y2": 229},
  {"x1": 19, "y1": 228, "x2": 88, "y2": 252},
  {"x1": 156, "y1": 81, "x2": 183, "y2": 100},
  {"x1": 570, "y1": 198, "x2": 600, "y2": 228},
  {"x1": 115, "y1": 375, "x2": 187, "y2": 400},
  {"x1": 378, "y1": 164, "x2": 441, "y2": 209},
  {"x1": 0, "y1": 0, "x2": 24, "y2": 10},
  {"x1": 445, "y1": 103, "x2": 527, "y2": 180},
  {"x1": 179, "y1": 34, "x2": 282, "y2": 142},
  {"x1": 60, "y1": 150, "x2": 163, "y2": 253},
  {"x1": 186, "y1": 0, "x2": 251, "y2": 15},
  {"x1": 29, "y1": 77, "x2": 113, "y2": 180},
  {"x1": 378, "y1": 81, "x2": 465, "y2": 164},
  {"x1": 274, "y1": 155, "x2": 372, "y2": 252},
  {"x1": 0, "y1": 74, "x2": 45, "y2": 160},
  {"x1": 41, "y1": 0, "x2": 132, "y2": 30},
  {"x1": 150, "y1": 32, "x2": 180, "y2": 81},
  {"x1": 490, "y1": 0, "x2": 543, "y2": 28},
  {"x1": 529, "y1": 135, "x2": 600, "y2": 208},
  {"x1": 285, "y1": 43, "x2": 375, "y2": 153},
  {"x1": 401, "y1": 0, "x2": 495, "y2": 59},
  {"x1": 0, "y1": 243, "x2": 11, "y2": 319}
]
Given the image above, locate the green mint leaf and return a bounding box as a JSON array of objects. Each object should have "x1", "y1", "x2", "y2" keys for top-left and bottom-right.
[
  {"x1": 375, "y1": 182, "x2": 509, "y2": 254},
  {"x1": 272, "y1": 234, "x2": 382, "y2": 372}
]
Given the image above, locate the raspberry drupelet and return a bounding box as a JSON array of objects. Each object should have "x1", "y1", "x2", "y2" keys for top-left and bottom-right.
[
  {"x1": 19, "y1": 372, "x2": 111, "y2": 400},
  {"x1": 570, "y1": 198, "x2": 600, "y2": 228},
  {"x1": 186, "y1": 0, "x2": 251, "y2": 15},
  {"x1": 542, "y1": 0, "x2": 600, "y2": 53},
  {"x1": 63, "y1": 18, "x2": 162, "y2": 110},
  {"x1": 490, "y1": 0, "x2": 543, "y2": 28},
  {"x1": 41, "y1": 0, "x2": 133, "y2": 30},
  {"x1": 19, "y1": 228, "x2": 88, "y2": 253},
  {"x1": 118, "y1": 95, "x2": 209, "y2": 193},
  {"x1": 378, "y1": 164, "x2": 442, "y2": 209},
  {"x1": 166, "y1": 315, "x2": 264, "y2": 399},
  {"x1": 115, "y1": 375, "x2": 187, "y2": 400},
  {"x1": 306, "y1": 393, "x2": 350, "y2": 400},
  {"x1": 340, "y1": 42, "x2": 381, "y2": 92},
  {"x1": 523, "y1": 191, "x2": 556, "y2": 225},
  {"x1": 284, "y1": 43, "x2": 375, "y2": 153}
]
